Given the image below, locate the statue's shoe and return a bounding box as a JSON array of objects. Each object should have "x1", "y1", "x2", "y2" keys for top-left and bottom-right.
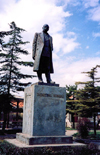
[
  {"x1": 38, "y1": 80, "x2": 43, "y2": 83},
  {"x1": 50, "y1": 80, "x2": 55, "y2": 84}
]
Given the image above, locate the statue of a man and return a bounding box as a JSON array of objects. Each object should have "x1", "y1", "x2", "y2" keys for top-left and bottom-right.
[{"x1": 32, "y1": 24, "x2": 55, "y2": 83}]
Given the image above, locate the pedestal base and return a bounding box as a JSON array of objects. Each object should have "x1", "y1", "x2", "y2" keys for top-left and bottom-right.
[
  {"x1": 23, "y1": 83, "x2": 66, "y2": 136},
  {"x1": 16, "y1": 133, "x2": 73, "y2": 145}
]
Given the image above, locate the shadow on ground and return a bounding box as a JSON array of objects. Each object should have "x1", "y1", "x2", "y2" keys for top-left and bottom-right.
[{"x1": 0, "y1": 128, "x2": 22, "y2": 140}]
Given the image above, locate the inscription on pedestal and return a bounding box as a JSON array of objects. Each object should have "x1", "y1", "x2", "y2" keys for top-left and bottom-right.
[
  {"x1": 37, "y1": 93, "x2": 64, "y2": 99},
  {"x1": 23, "y1": 84, "x2": 66, "y2": 136}
]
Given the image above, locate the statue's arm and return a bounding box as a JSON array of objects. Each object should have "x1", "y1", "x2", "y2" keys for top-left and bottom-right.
[
  {"x1": 52, "y1": 38, "x2": 53, "y2": 51},
  {"x1": 51, "y1": 37, "x2": 53, "y2": 51},
  {"x1": 32, "y1": 33, "x2": 38, "y2": 60}
]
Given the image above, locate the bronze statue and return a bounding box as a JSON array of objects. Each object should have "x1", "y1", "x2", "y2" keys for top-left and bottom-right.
[{"x1": 32, "y1": 24, "x2": 55, "y2": 83}]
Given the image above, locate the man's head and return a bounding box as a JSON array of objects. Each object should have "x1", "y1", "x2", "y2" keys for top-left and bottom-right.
[{"x1": 42, "y1": 24, "x2": 49, "y2": 33}]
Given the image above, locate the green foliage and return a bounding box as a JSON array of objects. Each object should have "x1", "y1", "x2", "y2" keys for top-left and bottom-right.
[
  {"x1": 66, "y1": 66, "x2": 100, "y2": 134},
  {"x1": 0, "y1": 21, "x2": 35, "y2": 96},
  {"x1": 0, "y1": 21, "x2": 35, "y2": 131},
  {"x1": 69, "y1": 66, "x2": 100, "y2": 117},
  {"x1": 0, "y1": 31, "x2": 11, "y2": 51},
  {"x1": 66, "y1": 127, "x2": 76, "y2": 130},
  {"x1": 66, "y1": 85, "x2": 78, "y2": 128},
  {"x1": 75, "y1": 66, "x2": 100, "y2": 117},
  {"x1": 66, "y1": 85, "x2": 77, "y2": 99},
  {"x1": 77, "y1": 118, "x2": 90, "y2": 138},
  {"x1": 66, "y1": 84, "x2": 77, "y2": 114},
  {"x1": 0, "y1": 141, "x2": 99, "y2": 155},
  {"x1": 88, "y1": 131, "x2": 100, "y2": 140},
  {"x1": 74, "y1": 66, "x2": 100, "y2": 135},
  {"x1": 73, "y1": 130, "x2": 100, "y2": 139}
]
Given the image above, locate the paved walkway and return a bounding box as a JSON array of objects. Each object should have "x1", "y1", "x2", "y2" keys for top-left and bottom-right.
[{"x1": 66, "y1": 130, "x2": 77, "y2": 136}]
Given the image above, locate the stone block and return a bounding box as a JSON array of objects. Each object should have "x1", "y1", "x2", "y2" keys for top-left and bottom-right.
[
  {"x1": 16, "y1": 133, "x2": 73, "y2": 145},
  {"x1": 22, "y1": 83, "x2": 66, "y2": 136}
]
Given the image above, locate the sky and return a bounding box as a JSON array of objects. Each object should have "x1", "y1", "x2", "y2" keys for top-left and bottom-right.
[{"x1": 0, "y1": 0, "x2": 100, "y2": 96}]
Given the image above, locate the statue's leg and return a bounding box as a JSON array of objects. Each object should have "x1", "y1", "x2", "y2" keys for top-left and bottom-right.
[
  {"x1": 45, "y1": 72, "x2": 55, "y2": 84},
  {"x1": 37, "y1": 71, "x2": 43, "y2": 82},
  {"x1": 45, "y1": 72, "x2": 51, "y2": 83}
]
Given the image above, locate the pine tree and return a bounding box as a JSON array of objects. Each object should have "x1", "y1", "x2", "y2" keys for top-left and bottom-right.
[
  {"x1": 75, "y1": 65, "x2": 100, "y2": 135},
  {"x1": 0, "y1": 31, "x2": 11, "y2": 51},
  {"x1": 0, "y1": 30, "x2": 13, "y2": 132},
  {"x1": 66, "y1": 85, "x2": 77, "y2": 128},
  {"x1": 0, "y1": 32, "x2": 5, "y2": 50},
  {"x1": 0, "y1": 21, "x2": 35, "y2": 132}
]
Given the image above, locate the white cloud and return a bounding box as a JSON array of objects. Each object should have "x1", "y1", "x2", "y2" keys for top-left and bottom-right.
[
  {"x1": 96, "y1": 51, "x2": 100, "y2": 55},
  {"x1": 93, "y1": 32, "x2": 100, "y2": 37},
  {"x1": 88, "y1": 6, "x2": 100, "y2": 22},
  {"x1": 10, "y1": 56, "x2": 100, "y2": 97},
  {"x1": 86, "y1": 46, "x2": 89, "y2": 49},
  {"x1": 52, "y1": 57, "x2": 100, "y2": 88},
  {"x1": 0, "y1": 0, "x2": 80, "y2": 57},
  {"x1": 0, "y1": 0, "x2": 78, "y2": 53},
  {"x1": 53, "y1": 32, "x2": 80, "y2": 55},
  {"x1": 0, "y1": 0, "x2": 84, "y2": 97},
  {"x1": 81, "y1": 0, "x2": 100, "y2": 23},
  {"x1": 0, "y1": 0, "x2": 72, "y2": 31},
  {"x1": 82, "y1": 0, "x2": 99, "y2": 8}
]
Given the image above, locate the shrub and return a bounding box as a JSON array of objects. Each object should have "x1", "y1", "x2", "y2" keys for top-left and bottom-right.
[
  {"x1": 77, "y1": 118, "x2": 90, "y2": 138},
  {"x1": 0, "y1": 141, "x2": 100, "y2": 155}
]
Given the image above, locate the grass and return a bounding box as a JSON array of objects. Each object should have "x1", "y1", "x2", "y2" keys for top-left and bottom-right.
[
  {"x1": 88, "y1": 130, "x2": 100, "y2": 139},
  {"x1": 73, "y1": 130, "x2": 100, "y2": 140},
  {"x1": 66, "y1": 127, "x2": 76, "y2": 130},
  {"x1": 89, "y1": 130, "x2": 100, "y2": 135}
]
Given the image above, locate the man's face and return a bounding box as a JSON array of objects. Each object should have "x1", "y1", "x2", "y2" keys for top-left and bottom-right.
[{"x1": 42, "y1": 24, "x2": 49, "y2": 32}]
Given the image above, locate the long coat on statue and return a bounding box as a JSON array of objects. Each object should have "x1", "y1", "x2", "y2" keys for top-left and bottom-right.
[{"x1": 32, "y1": 32, "x2": 54, "y2": 73}]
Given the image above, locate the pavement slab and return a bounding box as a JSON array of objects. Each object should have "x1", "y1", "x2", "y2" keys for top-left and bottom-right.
[{"x1": 5, "y1": 138, "x2": 86, "y2": 148}]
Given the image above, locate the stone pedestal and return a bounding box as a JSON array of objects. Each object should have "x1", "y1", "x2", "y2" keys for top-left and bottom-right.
[
  {"x1": 16, "y1": 133, "x2": 72, "y2": 145},
  {"x1": 16, "y1": 83, "x2": 73, "y2": 145}
]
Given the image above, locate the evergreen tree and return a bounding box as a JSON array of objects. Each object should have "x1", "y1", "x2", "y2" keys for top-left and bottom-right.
[
  {"x1": 0, "y1": 31, "x2": 11, "y2": 51},
  {"x1": 75, "y1": 65, "x2": 100, "y2": 135},
  {"x1": 66, "y1": 85, "x2": 77, "y2": 128},
  {"x1": 66, "y1": 85, "x2": 77, "y2": 99},
  {"x1": 0, "y1": 21, "x2": 35, "y2": 132},
  {"x1": 0, "y1": 32, "x2": 4, "y2": 50}
]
